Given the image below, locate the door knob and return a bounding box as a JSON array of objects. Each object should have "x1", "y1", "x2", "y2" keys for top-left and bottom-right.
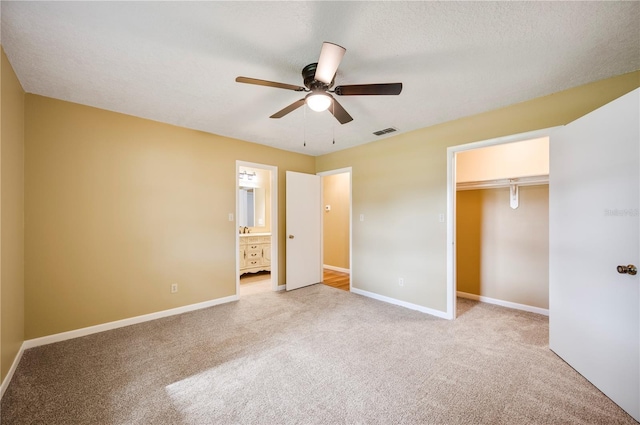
[
  {"x1": 617, "y1": 264, "x2": 637, "y2": 275},
  {"x1": 289, "y1": 235, "x2": 295, "y2": 239}
]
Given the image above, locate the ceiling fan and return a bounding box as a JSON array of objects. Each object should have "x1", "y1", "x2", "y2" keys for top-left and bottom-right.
[{"x1": 236, "y1": 42, "x2": 403, "y2": 124}]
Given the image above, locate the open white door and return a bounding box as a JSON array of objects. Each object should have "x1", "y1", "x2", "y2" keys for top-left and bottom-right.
[
  {"x1": 286, "y1": 171, "x2": 322, "y2": 290},
  {"x1": 550, "y1": 89, "x2": 639, "y2": 421}
]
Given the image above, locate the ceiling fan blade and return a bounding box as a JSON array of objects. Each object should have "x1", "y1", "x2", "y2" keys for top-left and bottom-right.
[
  {"x1": 334, "y1": 83, "x2": 403, "y2": 96},
  {"x1": 314, "y1": 42, "x2": 346, "y2": 85},
  {"x1": 328, "y1": 96, "x2": 353, "y2": 124},
  {"x1": 270, "y1": 99, "x2": 306, "y2": 119},
  {"x1": 236, "y1": 77, "x2": 306, "y2": 92}
]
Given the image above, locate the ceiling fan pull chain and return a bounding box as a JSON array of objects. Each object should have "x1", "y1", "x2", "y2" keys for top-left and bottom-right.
[
  {"x1": 303, "y1": 103, "x2": 307, "y2": 147},
  {"x1": 332, "y1": 101, "x2": 336, "y2": 145}
]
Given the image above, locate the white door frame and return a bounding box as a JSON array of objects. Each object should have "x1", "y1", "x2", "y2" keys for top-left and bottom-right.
[
  {"x1": 317, "y1": 167, "x2": 353, "y2": 291},
  {"x1": 445, "y1": 127, "x2": 561, "y2": 320},
  {"x1": 236, "y1": 161, "x2": 279, "y2": 295}
]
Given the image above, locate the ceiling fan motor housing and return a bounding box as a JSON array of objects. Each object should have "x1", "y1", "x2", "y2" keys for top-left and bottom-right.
[{"x1": 302, "y1": 63, "x2": 333, "y2": 91}]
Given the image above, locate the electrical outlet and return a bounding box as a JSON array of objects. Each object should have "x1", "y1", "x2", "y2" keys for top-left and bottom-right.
[
  {"x1": 398, "y1": 277, "x2": 404, "y2": 287},
  {"x1": 171, "y1": 283, "x2": 178, "y2": 293},
  {"x1": 360, "y1": 214, "x2": 365, "y2": 222},
  {"x1": 228, "y1": 213, "x2": 234, "y2": 221},
  {"x1": 439, "y1": 213, "x2": 445, "y2": 223}
]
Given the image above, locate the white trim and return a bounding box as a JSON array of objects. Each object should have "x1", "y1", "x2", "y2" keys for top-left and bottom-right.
[
  {"x1": 317, "y1": 167, "x2": 353, "y2": 292},
  {"x1": 323, "y1": 264, "x2": 350, "y2": 274},
  {"x1": 236, "y1": 161, "x2": 278, "y2": 295},
  {"x1": 351, "y1": 287, "x2": 449, "y2": 319},
  {"x1": 457, "y1": 291, "x2": 549, "y2": 316},
  {"x1": 446, "y1": 127, "x2": 561, "y2": 321},
  {"x1": 23, "y1": 295, "x2": 238, "y2": 350},
  {"x1": 277, "y1": 284, "x2": 286, "y2": 291},
  {"x1": 446, "y1": 142, "x2": 456, "y2": 320},
  {"x1": 317, "y1": 167, "x2": 352, "y2": 176},
  {"x1": 269, "y1": 166, "x2": 279, "y2": 291},
  {"x1": 0, "y1": 342, "x2": 26, "y2": 399}
]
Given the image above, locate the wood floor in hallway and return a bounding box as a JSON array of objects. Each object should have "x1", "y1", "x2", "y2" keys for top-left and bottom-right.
[
  {"x1": 322, "y1": 269, "x2": 350, "y2": 291},
  {"x1": 240, "y1": 269, "x2": 349, "y2": 294}
]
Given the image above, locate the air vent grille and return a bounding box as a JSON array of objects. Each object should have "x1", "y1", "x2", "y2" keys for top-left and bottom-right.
[{"x1": 373, "y1": 127, "x2": 398, "y2": 136}]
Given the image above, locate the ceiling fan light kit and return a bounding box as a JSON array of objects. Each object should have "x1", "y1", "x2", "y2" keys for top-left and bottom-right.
[
  {"x1": 236, "y1": 41, "x2": 403, "y2": 126},
  {"x1": 305, "y1": 93, "x2": 332, "y2": 112}
]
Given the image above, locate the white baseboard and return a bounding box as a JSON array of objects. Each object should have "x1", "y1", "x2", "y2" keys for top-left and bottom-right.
[
  {"x1": 277, "y1": 284, "x2": 286, "y2": 291},
  {"x1": 351, "y1": 287, "x2": 449, "y2": 319},
  {"x1": 23, "y1": 295, "x2": 239, "y2": 350},
  {"x1": 323, "y1": 264, "x2": 350, "y2": 274},
  {"x1": 0, "y1": 342, "x2": 26, "y2": 400},
  {"x1": 457, "y1": 291, "x2": 549, "y2": 316}
]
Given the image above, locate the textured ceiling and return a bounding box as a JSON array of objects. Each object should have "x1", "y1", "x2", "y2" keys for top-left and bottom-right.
[{"x1": 2, "y1": 1, "x2": 639, "y2": 156}]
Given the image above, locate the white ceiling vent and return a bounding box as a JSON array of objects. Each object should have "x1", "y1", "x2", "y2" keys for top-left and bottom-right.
[{"x1": 373, "y1": 127, "x2": 398, "y2": 136}]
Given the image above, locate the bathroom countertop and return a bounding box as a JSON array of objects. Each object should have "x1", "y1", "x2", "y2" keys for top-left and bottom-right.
[{"x1": 239, "y1": 232, "x2": 271, "y2": 237}]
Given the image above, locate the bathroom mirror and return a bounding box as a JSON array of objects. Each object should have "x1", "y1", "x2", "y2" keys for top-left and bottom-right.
[{"x1": 239, "y1": 187, "x2": 265, "y2": 228}]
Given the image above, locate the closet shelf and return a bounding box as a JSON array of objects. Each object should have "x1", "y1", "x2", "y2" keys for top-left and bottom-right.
[{"x1": 456, "y1": 174, "x2": 548, "y2": 191}]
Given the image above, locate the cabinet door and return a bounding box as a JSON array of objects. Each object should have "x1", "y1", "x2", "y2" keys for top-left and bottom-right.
[
  {"x1": 239, "y1": 247, "x2": 247, "y2": 269},
  {"x1": 262, "y1": 243, "x2": 271, "y2": 264}
]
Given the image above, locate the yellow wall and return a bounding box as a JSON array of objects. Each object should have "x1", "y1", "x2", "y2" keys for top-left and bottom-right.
[
  {"x1": 457, "y1": 186, "x2": 549, "y2": 309},
  {"x1": 25, "y1": 95, "x2": 314, "y2": 339},
  {"x1": 1, "y1": 47, "x2": 25, "y2": 381},
  {"x1": 456, "y1": 137, "x2": 549, "y2": 183},
  {"x1": 322, "y1": 173, "x2": 350, "y2": 270},
  {"x1": 316, "y1": 71, "x2": 639, "y2": 313}
]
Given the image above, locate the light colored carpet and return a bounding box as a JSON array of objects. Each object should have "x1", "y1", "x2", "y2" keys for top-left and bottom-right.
[{"x1": 1, "y1": 284, "x2": 636, "y2": 424}]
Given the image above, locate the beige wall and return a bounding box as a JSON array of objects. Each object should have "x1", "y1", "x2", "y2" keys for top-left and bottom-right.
[
  {"x1": 316, "y1": 71, "x2": 639, "y2": 313},
  {"x1": 1, "y1": 47, "x2": 25, "y2": 381},
  {"x1": 456, "y1": 186, "x2": 549, "y2": 309},
  {"x1": 456, "y1": 137, "x2": 549, "y2": 183},
  {"x1": 25, "y1": 95, "x2": 314, "y2": 339},
  {"x1": 322, "y1": 173, "x2": 350, "y2": 270}
]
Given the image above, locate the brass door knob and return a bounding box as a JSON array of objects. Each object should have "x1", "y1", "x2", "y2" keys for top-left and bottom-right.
[
  {"x1": 617, "y1": 265, "x2": 637, "y2": 275},
  {"x1": 288, "y1": 235, "x2": 295, "y2": 239}
]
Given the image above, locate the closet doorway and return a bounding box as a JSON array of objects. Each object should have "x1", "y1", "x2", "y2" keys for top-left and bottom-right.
[
  {"x1": 319, "y1": 168, "x2": 352, "y2": 291},
  {"x1": 454, "y1": 138, "x2": 549, "y2": 317},
  {"x1": 446, "y1": 128, "x2": 558, "y2": 319},
  {"x1": 236, "y1": 161, "x2": 278, "y2": 297}
]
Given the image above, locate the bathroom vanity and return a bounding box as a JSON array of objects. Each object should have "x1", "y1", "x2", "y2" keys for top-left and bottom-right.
[{"x1": 239, "y1": 233, "x2": 271, "y2": 275}]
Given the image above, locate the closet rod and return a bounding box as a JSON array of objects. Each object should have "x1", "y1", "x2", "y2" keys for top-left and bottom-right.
[{"x1": 456, "y1": 174, "x2": 549, "y2": 191}]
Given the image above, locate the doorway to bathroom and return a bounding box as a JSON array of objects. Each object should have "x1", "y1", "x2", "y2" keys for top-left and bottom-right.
[{"x1": 236, "y1": 161, "x2": 278, "y2": 297}]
